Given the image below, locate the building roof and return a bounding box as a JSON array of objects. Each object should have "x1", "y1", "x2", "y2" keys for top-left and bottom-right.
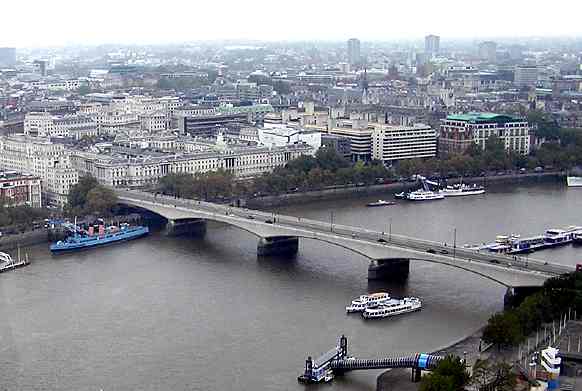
[{"x1": 446, "y1": 112, "x2": 522, "y2": 123}]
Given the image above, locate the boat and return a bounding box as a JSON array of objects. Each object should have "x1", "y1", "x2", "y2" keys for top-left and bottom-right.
[
  {"x1": 469, "y1": 226, "x2": 582, "y2": 255},
  {"x1": 438, "y1": 183, "x2": 485, "y2": 197},
  {"x1": 405, "y1": 189, "x2": 445, "y2": 201},
  {"x1": 567, "y1": 176, "x2": 582, "y2": 187},
  {"x1": 0, "y1": 250, "x2": 30, "y2": 273},
  {"x1": 366, "y1": 200, "x2": 395, "y2": 207},
  {"x1": 394, "y1": 192, "x2": 407, "y2": 199},
  {"x1": 50, "y1": 222, "x2": 149, "y2": 253},
  {"x1": 362, "y1": 297, "x2": 422, "y2": 319},
  {"x1": 346, "y1": 292, "x2": 391, "y2": 313}
]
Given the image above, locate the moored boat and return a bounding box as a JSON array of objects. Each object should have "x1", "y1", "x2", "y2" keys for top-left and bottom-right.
[
  {"x1": 405, "y1": 189, "x2": 445, "y2": 201},
  {"x1": 362, "y1": 297, "x2": 422, "y2": 319},
  {"x1": 438, "y1": 183, "x2": 485, "y2": 197},
  {"x1": 50, "y1": 222, "x2": 149, "y2": 253},
  {"x1": 366, "y1": 200, "x2": 396, "y2": 207},
  {"x1": 0, "y1": 251, "x2": 30, "y2": 273},
  {"x1": 567, "y1": 176, "x2": 582, "y2": 187},
  {"x1": 346, "y1": 292, "x2": 391, "y2": 313}
]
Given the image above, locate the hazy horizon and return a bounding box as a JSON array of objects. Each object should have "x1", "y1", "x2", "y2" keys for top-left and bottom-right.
[{"x1": 2, "y1": 0, "x2": 582, "y2": 47}]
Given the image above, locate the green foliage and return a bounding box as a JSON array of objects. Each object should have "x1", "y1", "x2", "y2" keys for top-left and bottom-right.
[
  {"x1": 482, "y1": 311, "x2": 524, "y2": 348},
  {"x1": 77, "y1": 84, "x2": 91, "y2": 95},
  {"x1": 483, "y1": 270, "x2": 582, "y2": 349},
  {"x1": 0, "y1": 203, "x2": 51, "y2": 230},
  {"x1": 67, "y1": 176, "x2": 117, "y2": 216},
  {"x1": 420, "y1": 355, "x2": 470, "y2": 391},
  {"x1": 527, "y1": 110, "x2": 560, "y2": 139}
]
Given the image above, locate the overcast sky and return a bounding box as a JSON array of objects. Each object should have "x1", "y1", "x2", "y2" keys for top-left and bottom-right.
[{"x1": 2, "y1": 0, "x2": 582, "y2": 47}]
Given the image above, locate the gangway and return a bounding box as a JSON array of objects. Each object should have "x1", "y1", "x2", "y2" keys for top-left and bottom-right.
[{"x1": 298, "y1": 335, "x2": 443, "y2": 384}]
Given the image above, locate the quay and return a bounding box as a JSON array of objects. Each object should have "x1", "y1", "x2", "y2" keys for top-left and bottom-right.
[{"x1": 298, "y1": 335, "x2": 443, "y2": 384}]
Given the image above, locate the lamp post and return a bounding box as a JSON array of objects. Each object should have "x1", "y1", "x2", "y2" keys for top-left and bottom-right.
[
  {"x1": 389, "y1": 218, "x2": 392, "y2": 241},
  {"x1": 453, "y1": 227, "x2": 457, "y2": 258},
  {"x1": 330, "y1": 211, "x2": 335, "y2": 233}
]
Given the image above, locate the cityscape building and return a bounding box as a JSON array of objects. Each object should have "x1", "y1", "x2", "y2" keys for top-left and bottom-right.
[
  {"x1": 425, "y1": 35, "x2": 440, "y2": 58},
  {"x1": 347, "y1": 38, "x2": 361, "y2": 67}
]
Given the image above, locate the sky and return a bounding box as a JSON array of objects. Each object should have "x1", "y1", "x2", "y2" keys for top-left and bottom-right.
[{"x1": 2, "y1": 0, "x2": 582, "y2": 47}]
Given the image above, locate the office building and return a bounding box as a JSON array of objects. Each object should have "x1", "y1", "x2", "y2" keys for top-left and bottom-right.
[
  {"x1": 347, "y1": 38, "x2": 361, "y2": 67},
  {"x1": 0, "y1": 171, "x2": 42, "y2": 208},
  {"x1": 478, "y1": 41, "x2": 497, "y2": 62},
  {"x1": 0, "y1": 135, "x2": 79, "y2": 207},
  {"x1": 321, "y1": 134, "x2": 351, "y2": 159},
  {"x1": 439, "y1": 112, "x2": 530, "y2": 155},
  {"x1": 0, "y1": 47, "x2": 16, "y2": 67},
  {"x1": 515, "y1": 66, "x2": 538, "y2": 88},
  {"x1": 425, "y1": 35, "x2": 440, "y2": 58},
  {"x1": 371, "y1": 124, "x2": 437, "y2": 162}
]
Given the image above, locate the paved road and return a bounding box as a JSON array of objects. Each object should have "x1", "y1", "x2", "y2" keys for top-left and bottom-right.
[{"x1": 116, "y1": 189, "x2": 573, "y2": 280}]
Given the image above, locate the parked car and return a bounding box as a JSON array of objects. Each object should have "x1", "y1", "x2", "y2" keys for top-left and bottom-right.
[
  {"x1": 377, "y1": 238, "x2": 387, "y2": 243},
  {"x1": 265, "y1": 219, "x2": 274, "y2": 224},
  {"x1": 426, "y1": 249, "x2": 436, "y2": 254}
]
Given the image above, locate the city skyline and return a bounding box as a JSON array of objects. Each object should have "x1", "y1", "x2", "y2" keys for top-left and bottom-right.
[{"x1": 2, "y1": 0, "x2": 582, "y2": 47}]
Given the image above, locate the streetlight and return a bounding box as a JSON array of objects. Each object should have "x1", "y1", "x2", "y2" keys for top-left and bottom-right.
[
  {"x1": 389, "y1": 218, "x2": 392, "y2": 241},
  {"x1": 453, "y1": 227, "x2": 457, "y2": 258},
  {"x1": 330, "y1": 211, "x2": 335, "y2": 232}
]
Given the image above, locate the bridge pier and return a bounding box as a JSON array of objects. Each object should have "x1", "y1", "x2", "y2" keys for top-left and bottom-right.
[
  {"x1": 368, "y1": 258, "x2": 410, "y2": 281},
  {"x1": 257, "y1": 236, "x2": 299, "y2": 257},
  {"x1": 504, "y1": 286, "x2": 542, "y2": 309},
  {"x1": 165, "y1": 219, "x2": 207, "y2": 237}
]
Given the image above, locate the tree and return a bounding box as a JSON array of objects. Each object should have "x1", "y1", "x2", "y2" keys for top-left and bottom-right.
[
  {"x1": 68, "y1": 176, "x2": 99, "y2": 211},
  {"x1": 420, "y1": 355, "x2": 470, "y2": 391},
  {"x1": 77, "y1": 84, "x2": 91, "y2": 96},
  {"x1": 315, "y1": 148, "x2": 350, "y2": 171},
  {"x1": 482, "y1": 311, "x2": 524, "y2": 348},
  {"x1": 85, "y1": 186, "x2": 118, "y2": 216}
]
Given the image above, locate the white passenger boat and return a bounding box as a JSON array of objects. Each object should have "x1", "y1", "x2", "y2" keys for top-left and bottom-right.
[
  {"x1": 366, "y1": 200, "x2": 395, "y2": 207},
  {"x1": 567, "y1": 176, "x2": 582, "y2": 187},
  {"x1": 0, "y1": 251, "x2": 29, "y2": 273},
  {"x1": 346, "y1": 292, "x2": 391, "y2": 313},
  {"x1": 362, "y1": 297, "x2": 422, "y2": 319},
  {"x1": 438, "y1": 183, "x2": 485, "y2": 197},
  {"x1": 405, "y1": 190, "x2": 444, "y2": 201}
]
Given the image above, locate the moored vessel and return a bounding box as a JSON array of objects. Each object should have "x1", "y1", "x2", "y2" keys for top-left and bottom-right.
[
  {"x1": 346, "y1": 292, "x2": 391, "y2": 313},
  {"x1": 567, "y1": 176, "x2": 582, "y2": 187},
  {"x1": 362, "y1": 297, "x2": 422, "y2": 319},
  {"x1": 438, "y1": 183, "x2": 485, "y2": 197},
  {"x1": 50, "y1": 221, "x2": 149, "y2": 253},
  {"x1": 366, "y1": 200, "x2": 395, "y2": 207},
  {"x1": 0, "y1": 250, "x2": 30, "y2": 273},
  {"x1": 405, "y1": 189, "x2": 445, "y2": 201}
]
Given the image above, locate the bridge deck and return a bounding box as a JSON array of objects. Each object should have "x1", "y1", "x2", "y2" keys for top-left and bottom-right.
[{"x1": 116, "y1": 190, "x2": 574, "y2": 287}]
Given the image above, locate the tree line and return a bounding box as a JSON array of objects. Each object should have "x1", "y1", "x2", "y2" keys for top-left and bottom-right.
[
  {"x1": 66, "y1": 176, "x2": 118, "y2": 217},
  {"x1": 482, "y1": 270, "x2": 582, "y2": 348}
]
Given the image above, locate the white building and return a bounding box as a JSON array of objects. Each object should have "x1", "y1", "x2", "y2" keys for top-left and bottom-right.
[
  {"x1": 257, "y1": 124, "x2": 321, "y2": 152},
  {"x1": 515, "y1": 66, "x2": 538, "y2": 88},
  {"x1": 70, "y1": 143, "x2": 313, "y2": 188},
  {"x1": 24, "y1": 112, "x2": 98, "y2": 139},
  {"x1": 371, "y1": 124, "x2": 437, "y2": 162},
  {"x1": 140, "y1": 112, "x2": 167, "y2": 133},
  {"x1": 0, "y1": 135, "x2": 79, "y2": 207}
]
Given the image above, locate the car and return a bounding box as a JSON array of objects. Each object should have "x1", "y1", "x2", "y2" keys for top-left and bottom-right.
[
  {"x1": 426, "y1": 249, "x2": 436, "y2": 254},
  {"x1": 439, "y1": 249, "x2": 449, "y2": 254},
  {"x1": 377, "y1": 238, "x2": 387, "y2": 243},
  {"x1": 489, "y1": 259, "x2": 500, "y2": 264},
  {"x1": 265, "y1": 219, "x2": 274, "y2": 224},
  {"x1": 247, "y1": 215, "x2": 255, "y2": 220}
]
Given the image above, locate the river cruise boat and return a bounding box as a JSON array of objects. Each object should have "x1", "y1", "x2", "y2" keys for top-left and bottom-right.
[
  {"x1": 405, "y1": 189, "x2": 444, "y2": 201},
  {"x1": 366, "y1": 200, "x2": 395, "y2": 207},
  {"x1": 438, "y1": 183, "x2": 485, "y2": 197},
  {"x1": 567, "y1": 176, "x2": 582, "y2": 187},
  {"x1": 573, "y1": 232, "x2": 582, "y2": 244},
  {"x1": 346, "y1": 292, "x2": 391, "y2": 313},
  {"x1": 0, "y1": 250, "x2": 30, "y2": 273},
  {"x1": 50, "y1": 222, "x2": 149, "y2": 253},
  {"x1": 362, "y1": 297, "x2": 422, "y2": 319}
]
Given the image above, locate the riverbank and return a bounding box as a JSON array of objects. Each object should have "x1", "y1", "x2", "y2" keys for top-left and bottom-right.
[
  {"x1": 376, "y1": 327, "x2": 486, "y2": 391},
  {"x1": 247, "y1": 171, "x2": 565, "y2": 208}
]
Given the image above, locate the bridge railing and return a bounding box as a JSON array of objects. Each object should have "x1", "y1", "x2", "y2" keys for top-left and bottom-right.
[{"x1": 117, "y1": 190, "x2": 571, "y2": 275}]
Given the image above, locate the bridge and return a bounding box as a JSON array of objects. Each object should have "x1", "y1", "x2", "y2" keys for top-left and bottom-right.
[
  {"x1": 115, "y1": 189, "x2": 573, "y2": 290},
  {"x1": 298, "y1": 335, "x2": 444, "y2": 384}
]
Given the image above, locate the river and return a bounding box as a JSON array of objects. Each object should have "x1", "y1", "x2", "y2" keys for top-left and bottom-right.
[{"x1": 1, "y1": 180, "x2": 580, "y2": 390}]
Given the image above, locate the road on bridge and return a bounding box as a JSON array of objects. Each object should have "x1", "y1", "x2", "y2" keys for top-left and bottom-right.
[{"x1": 116, "y1": 189, "x2": 573, "y2": 283}]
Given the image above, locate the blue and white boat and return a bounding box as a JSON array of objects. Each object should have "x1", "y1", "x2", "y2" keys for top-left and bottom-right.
[{"x1": 50, "y1": 222, "x2": 149, "y2": 253}]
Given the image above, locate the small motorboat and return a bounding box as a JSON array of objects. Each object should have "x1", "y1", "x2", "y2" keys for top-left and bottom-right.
[{"x1": 366, "y1": 200, "x2": 396, "y2": 207}]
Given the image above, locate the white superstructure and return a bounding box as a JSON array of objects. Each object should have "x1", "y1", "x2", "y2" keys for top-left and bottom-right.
[
  {"x1": 362, "y1": 297, "x2": 422, "y2": 319},
  {"x1": 346, "y1": 292, "x2": 391, "y2": 313},
  {"x1": 567, "y1": 176, "x2": 582, "y2": 187}
]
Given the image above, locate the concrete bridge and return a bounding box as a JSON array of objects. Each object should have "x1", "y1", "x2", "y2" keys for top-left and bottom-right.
[{"x1": 115, "y1": 189, "x2": 573, "y2": 290}]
